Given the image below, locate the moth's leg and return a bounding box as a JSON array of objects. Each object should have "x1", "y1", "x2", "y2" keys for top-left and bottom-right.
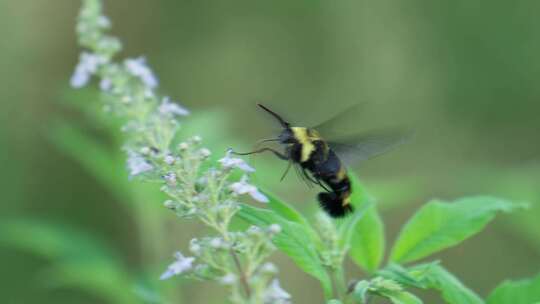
[
  {"x1": 316, "y1": 181, "x2": 332, "y2": 193},
  {"x1": 302, "y1": 168, "x2": 332, "y2": 192},
  {"x1": 232, "y1": 147, "x2": 288, "y2": 161},
  {"x1": 253, "y1": 138, "x2": 280, "y2": 149},
  {"x1": 294, "y1": 164, "x2": 313, "y2": 188},
  {"x1": 280, "y1": 161, "x2": 293, "y2": 181}
]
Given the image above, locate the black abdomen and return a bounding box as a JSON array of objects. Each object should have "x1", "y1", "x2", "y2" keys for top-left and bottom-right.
[
  {"x1": 317, "y1": 191, "x2": 353, "y2": 218},
  {"x1": 292, "y1": 142, "x2": 354, "y2": 218},
  {"x1": 312, "y1": 149, "x2": 354, "y2": 217}
]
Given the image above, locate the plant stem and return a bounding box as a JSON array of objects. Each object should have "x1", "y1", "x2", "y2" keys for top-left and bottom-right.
[
  {"x1": 230, "y1": 248, "x2": 252, "y2": 298},
  {"x1": 335, "y1": 267, "x2": 347, "y2": 298},
  {"x1": 329, "y1": 265, "x2": 347, "y2": 302},
  {"x1": 217, "y1": 222, "x2": 252, "y2": 301}
]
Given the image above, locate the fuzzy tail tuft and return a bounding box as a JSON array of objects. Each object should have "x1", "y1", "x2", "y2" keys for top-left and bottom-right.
[{"x1": 317, "y1": 192, "x2": 354, "y2": 218}]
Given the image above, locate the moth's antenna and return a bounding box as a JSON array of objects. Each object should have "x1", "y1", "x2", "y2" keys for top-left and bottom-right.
[{"x1": 257, "y1": 103, "x2": 290, "y2": 128}]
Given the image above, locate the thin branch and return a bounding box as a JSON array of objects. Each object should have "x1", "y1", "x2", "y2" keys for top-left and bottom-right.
[{"x1": 230, "y1": 248, "x2": 252, "y2": 298}]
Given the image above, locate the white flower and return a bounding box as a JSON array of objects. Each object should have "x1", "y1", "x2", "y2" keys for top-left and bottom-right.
[
  {"x1": 209, "y1": 237, "x2": 223, "y2": 249},
  {"x1": 199, "y1": 148, "x2": 211, "y2": 158},
  {"x1": 247, "y1": 225, "x2": 262, "y2": 235},
  {"x1": 260, "y1": 262, "x2": 278, "y2": 274},
  {"x1": 219, "y1": 150, "x2": 255, "y2": 173},
  {"x1": 97, "y1": 16, "x2": 111, "y2": 28},
  {"x1": 124, "y1": 57, "x2": 158, "y2": 88},
  {"x1": 99, "y1": 78, "x2": 112, "y2": 91},
  {"x1": 70, "y1": 52, "x2": 106, "y2": 88},
  {"x1": 70, "y1": 68, "x2": 90, "y2": 88},
  {"x1": 189, "y1": 239, "x2": 201, "y2": 255},
  {"x1": 178, "y1": 142, "x2": 189, "y2": 151},
  {"x1": 121, "y1": 95, "x2": 132, "y2": 104},
  {"x1": 268, "y1": 224, "x2": 282, "y2": 234},
  {"x1": 140, "y1": 146, "x2": 151, "y2": 155},
  {"x1": 159, "y1": 96, "x2": 189, "y2": 116},
  {"x1": 163, "y1": 200, "x2": 177, "y2": 210},
  {"x1": 263, "y1": 279, "x2": 291, "y2": 304},
  {"x1": 160, "y1": 252, "x2": 195, "y2": 280},
  {"x1": 193, "y1": 193, "x2": 209, "y2": 203},
  {"x1": 127, "y1": 150, "x2": 153, "y2": 177},
  {"x1": 163, "y1": 172, "x2": 177, "y2": 186},
  {"x1": 219, "y1": 273, "x2": 237, "y2": 285},
  {"x1": 144, "y1": 88, "x2": 155, "y2": 99},
  {"x1": 230, "y1": 176, "x2": 269, "y2": 203},
  {"x1": 164, "y1": 155, "x2": 176, "y2": 165}
]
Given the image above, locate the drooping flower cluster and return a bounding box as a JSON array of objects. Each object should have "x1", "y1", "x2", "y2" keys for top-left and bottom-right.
[
  {"x1": 124, "y1": 57, "x2": 159, "y2": 89},
  {"x1": 159, "y1": 225, "x2": 286, "y2": 303},
  {"x1": 71, "y1": 1, "x2": 289, "y2": 303},
  {"x1": 70, "y1": 52, "x2": 106, "y2": 88},
  {"x1": 264, "y1": 279, "x2": 292, "y2": 304},
  {"x1": 153, "y1": 138, "x2": 270, "y2": 229},
  {"x1": 159, "y1": 252, "x2": 195, "y2": 280}
]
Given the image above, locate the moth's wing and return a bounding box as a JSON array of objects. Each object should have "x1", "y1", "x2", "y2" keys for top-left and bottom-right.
[
  {"x1": 311, "y1": 103, "x2": 367, "y2": 139},
  {"x1": 327, "y1": 129, "x2": 412, "y2": 166}
]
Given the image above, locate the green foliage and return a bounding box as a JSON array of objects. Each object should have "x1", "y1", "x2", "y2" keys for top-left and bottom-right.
[
  {"x1": 348, "y1": 174, "x2": 385, "y2": 273},
  {"x1": 349, "y1": 206, "x2": 384, "y2": 273},
  {"x1": 410, "y1": 263, "x2": 483, "y2": 304},
  {"x1": 381, "y1": 291, "x2": 423, "y2": 304},
  {"x1": 237, "y1": 203, "x2": 333, "y2": 297},
  {"x1": 337, "y1": 199, "x2": 374, "y2": 251},
  {"x1": 238, "y1": 184, "x2": 374, "y2": 300},
  {"x1": 48, "y1": 102, "x2": 531, "y2": 303},
  {"x1": 390, "y1": 196, "x2": 526, "y2": 263},
  {"x1": 241, "y1": 170, "x2": 528, "y2": 303},
  {"x1": 50, "y1": 90, "x2": 165, "y2": 209},
  {"x1": 487, "y1": 273, "x2": 540, "y2": 304},
  {"x1": 352, "y1": 280, "x2": 370, "y2": 303},
  {"x1": 53, "y1": 1, "x2": 536, "y2": 303},
  {"x1": 376, "y1": 264, "x2": 427, "y2": 289},
  {"x1": 351, "y1": 277, "x2": 422, "y2": 304},
  {"x1": 367, "y1": 195, "x2": 528, "y2": 304},
  {"x1": 262, "y1": 189, "x2": 314, "y2": 232},
  {"x1": 0, "y1": 219, "x2": 147, "y2": 304},
  {"x1": 60, "y1": 88, "x2": 124, "y2": 132},
  {"x1": 49, "y1": 120, "x2": 129, "y2": 198},
  {"x1": 376, "y1": 262, "x2": 483, "y2": 304}
]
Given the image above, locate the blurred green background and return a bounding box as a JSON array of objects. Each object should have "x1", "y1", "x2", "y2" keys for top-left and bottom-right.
[{"x1": 1, "y1": 0, "x2": 539, "y2": 303}]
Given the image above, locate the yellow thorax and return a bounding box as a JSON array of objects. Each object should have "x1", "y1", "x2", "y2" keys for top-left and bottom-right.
[{"x1": 291, "y1": 127, "x2": 322, "y2": 162}]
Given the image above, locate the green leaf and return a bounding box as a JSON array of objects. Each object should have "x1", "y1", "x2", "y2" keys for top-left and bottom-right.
[
  {"x1": 382, "y1": 291, "x2": 423, "y2": 304},
  {"x1": 377, "y1": 264, "x2": 426, "y2": 289},
  {"x1": 327, "y1": 300, "x2": 343, "y2": 304},
  {"x1": 60, "y1": 87, "x2": 124, "y2": 134},
  {"x1": 338, "y1": 199, "x2": 374, "y2": 250},
  {"x1": 390, "y1": 196, "x2": 526, "y2": 263},
  {"x1": 348, "y1": 174, "x2": 385, "y2": 273},
  {"x1": 237, "y1": 204, "x2": 333, "y2": 298},
  {"x1": 0, "y1": 219, "x2": 141, "y2": 304},
  {"x1": 132, "y1": 274, "x2": 166, "y2": 304},
  {"x1": 369, "y1": 277, "x2": 423, "y2": 304},
  {"x1": 48, "y1": 120, "x2": 130, "y2": 198},
  {"x1": 262, "y1": 188, "x2": 312, "y2": 229},
  {"x1": 39, "y1": 259, "x2": 139, "y2": 304},
  {"x1": 261, "y1": 189, "x2": 325, "y2": 250},
  {"x1": 487, "y1": 273, "x2": 540, "y2": 304},
  {"x1": 352, "y1": 280, "x2": 370, "y2": 303},
  {"x1": 410, "y1": 263, "x2": 483, "y2": 304},
  {"x1": 0, "y1": 218, "x2": 114, "y2": 260},
  {"x1": 48, "y1": 120, "x2": 164, "y2": 206}
]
